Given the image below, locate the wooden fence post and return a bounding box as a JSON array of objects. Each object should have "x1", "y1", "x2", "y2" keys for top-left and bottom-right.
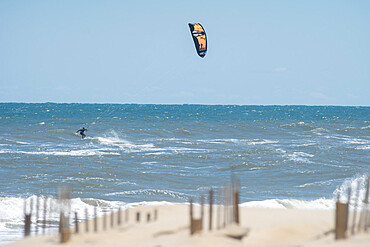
[
  {"x1": 190, "y1": 199, "x2": 194, "y2": 235},
  {"x1": 209, "y1": 189, "x2": 213, "y2": 231},
  {"x1": 125, "y1": 209, "x2": 129, "y2": 223},
  {"x1": 363, "y1": 175, "x2": 370, "y2": 232},
  {"x1": 111, "y1": 209, "x2": 114, "y2": 228},
  {"x1": 346, "y1": 187, "x2": 351, "y2": 232},
  {"x1": 335, "y1": 201, "x2": 348, "y2": 240},
  {"x1": 94, "y1": 207, "x2": 98, "y2": 232},
  {"x1": 147, "y1": 213, "x2": 151, "y2": 222},
  {"x1": 118, "y1": 207, "x2": 121, "y2": 225},
  {"x1": 234, "y1": 185, "x2": 240, "y2": 224},
  {"x1": 136, "y1": 212, "x2": 140, "y2": 222},
  {"x1": 85, "y1": 208, "x2": 89, "y2": 232},
  {"x1": 75, "y1": 212, "x2": 79, "y2": 233},
  {"x1": 36, "y1": 196, "x2": 39, "y2": 235},
  {"x1": 24, "y1": 199, "x2": 31, "y2": 237},
  {"x1": 351, "y1": 181, "x2": 361, "y2": 234},
  {"x1": 43, "y1": 198, "x2": 47, "y2": 235},
  {"x1": 24, "y1": 214, "x2": 31, "y2": 237},
  {"x1": 217, "y1": 188, "x2": 221, "y2": 229},
  {"x1": 104, "y1": 211, "x2": 107, "y2": 230},
  {"x1": 201, "y1": 195, "x2": 204, "y2": 230}
]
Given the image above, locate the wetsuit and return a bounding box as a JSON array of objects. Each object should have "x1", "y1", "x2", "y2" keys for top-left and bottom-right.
[{"x1": 76, "y1": 128, "x2": 87, "y2": 139}]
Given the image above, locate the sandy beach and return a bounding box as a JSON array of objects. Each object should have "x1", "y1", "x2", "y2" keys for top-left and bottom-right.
[{"x1": 4, "y1": 204, "x2": 370, "y2": 247}]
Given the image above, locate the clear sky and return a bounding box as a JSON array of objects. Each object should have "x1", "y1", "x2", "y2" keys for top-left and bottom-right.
[{"x1": 0, "y1": 0, "x2": 369, "y2": 105}]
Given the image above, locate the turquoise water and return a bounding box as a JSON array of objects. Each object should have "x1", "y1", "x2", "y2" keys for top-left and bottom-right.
[{"x1": 0, "y1": 103, "x2": 369, "y2": 243}]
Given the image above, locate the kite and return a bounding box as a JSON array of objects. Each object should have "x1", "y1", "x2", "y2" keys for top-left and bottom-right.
[{"x1": 188, "y1": 23, "x2": 207, "y2": 58}]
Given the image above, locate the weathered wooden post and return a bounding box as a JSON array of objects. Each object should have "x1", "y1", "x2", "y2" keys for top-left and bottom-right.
[
  {"x1": 94, "y1": 207, "x2": 98, "y2": 232},
  {"x1": 217, "y1": 188, "x2": 222, "y2": 229},
  {"x1": 111, "y1": 209, "x2": 114, "y2": 228},
  {"x1": 103, "y1": 211, "x2": 107, "y2": 230},
  {"x1": 43, "y1": 198, "x2": 47, "y2": 235},
  {"x1": 224, "y1": 186, "x2": 228, "y2": 227},
  {"x1": 190, "y1": 199, "x2": 194, "y2": 235},
  {"x1": 200, "y1": 195, "x2": 204, "y2": 230},
  {"x1": 136, "y1": 212, "x2": 140, "y2": 222},
  {"x1": 125, "y1": 209, "x2": 129, "y2": 222},
  {"x1": 335, "y1": 194, "x2": 348, "y2": 240},
  {"x1": 189, "y1": 197, "x2": 203, "y2": 235},
  {"x1": 209, "y1": 189, "x2": 213, "y2": 231},
  {"x1": 49, "y1": 198, "x2": 53, "y2": 234},
  {"x1": 118, "y1": 207, "x2": 121, "y2": 225},
  {"x1": 59, "y1": 212, "x2": 63, "y2": 234},
  {"x1": 234, "y1": 182, "x2": 240, "y2": 224},
  {"x1": 147, "y1": 213, "x2": 151, "y2": 222},
  {"x1": 346, "y1": 187, "x2": 351, "y2": 232},
  {"x1": 364, "y1": 175, "x2": 370, "y2": 232},
  {"x1": 75, "y1": 212, "x2": 79, "y2": 233},
  {"x1": 59, "y1": 185, "x2": 72, "y2": 243},
  {"x1": 24, "y1": 199, "x2": 31, "y2": 237},
  {"x1": 24, "y1": 214, "x2": 31, "y2": 237},
  {"x1": 85, "y1": 208, "x2": 89, "y2": 232},
  {"x1": 35, "y1": 196, "x2": 40, "y2": 235},
  {"x1": 351, "y1": 181, "x2": 361, "y2": 234}
]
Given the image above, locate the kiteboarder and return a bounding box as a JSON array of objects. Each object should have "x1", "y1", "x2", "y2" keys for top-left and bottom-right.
[{"x1": 76, "y1": 127, "x2": 87, "y2": 139}]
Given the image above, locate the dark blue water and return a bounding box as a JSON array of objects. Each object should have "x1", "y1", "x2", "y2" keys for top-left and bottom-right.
[{"x1": 0, "y1": 103, "x2": 369, "y2": 244}]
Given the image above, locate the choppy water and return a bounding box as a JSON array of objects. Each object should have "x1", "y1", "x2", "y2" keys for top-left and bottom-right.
[{"x1": 0, "y1": 103, "x2": 369, "y2": 244}]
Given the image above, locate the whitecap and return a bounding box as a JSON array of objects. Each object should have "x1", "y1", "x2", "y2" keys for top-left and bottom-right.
[
  {"x1": 240, "y1": 198, "x2": 334, "y2": 210},
  {"x1": 355, "y1": 145, "x2": 370, "y2": 150},
  {"x1": 284, "y1": 151, "x2": 314, "y2": 163}
]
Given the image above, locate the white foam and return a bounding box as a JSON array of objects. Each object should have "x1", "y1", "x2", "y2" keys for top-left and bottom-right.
[
  {"x1": 9, "y1": 149, "x2": 120, "y2": 156},
  {"x1": 342, "y1": 137, "x2": 369, "y2": 145},
  {"x1": 105, "y1": 189, "x2": 188, "y2": 200},
  {"x1": 197, "y1": 138, "x2": 278, "y2": 145},
  {"x1": 297, "y1": 178, "x2": 341, "y2": 188},
  {"x1": 333, "y1": 173, "x2": 370, "y2": 209},
  {"x1": 240, "y1": 198, "x2": 334, "y2": 210},
  {"x1": 92, "y1": 131, "x2": 163, "y2": 153},
  {"x1": 355, "y1": 145, "x2": 370, "y2": 150},
  {"x1": 284, "y1": 151, "x2": 314, "y2": 163},
  {"x1": 248, "y1": 139, "x2": 279, "y2": 145}
]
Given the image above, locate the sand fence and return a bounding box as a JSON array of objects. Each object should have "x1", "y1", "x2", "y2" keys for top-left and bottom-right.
[
  {"x1": 21, "y1": 173, "x2": 370, "y2": 244},
  {"x1": 335, "y1": 173, "x2": 370, "y2": 240}
]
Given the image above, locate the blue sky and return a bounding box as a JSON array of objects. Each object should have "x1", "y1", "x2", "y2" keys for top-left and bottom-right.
[{"x1": 0, "y1": 0, "x2": 369, "y2": 105}]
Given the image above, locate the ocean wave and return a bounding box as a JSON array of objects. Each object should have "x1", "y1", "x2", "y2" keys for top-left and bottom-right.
[
  {"x1": 240, "y1": 198, "x2": 334, "y2": 210},
  {"x1": 91, "y1": 132, "x2": 165, "y2": 153},
  {"x1": 355, "y1": 145, "x2": 370, "y2": 150},
  {"x1": 0, "y1": 149, "x2": 120, "y2": 156},
  {"x1": 283, "y1": 151, "x2": 314, "y2": 163},
  {"x1": 105, "y1": 189, "x2": 188, "y2": 200},
  {"x1": 336, "y1": 125, "x2": 370, "y2": 131},
  {"x1": 318, "y1": 134, "x2": 369, "y2": 145},
  {"x1": 279, "y1": 121, "x2": 314, "y2": 129},
  {"x1": 197, "y1": 138, "x2": 278, "y2": 145},
  {"x1": 289, "y1": 142, "x2": 316, "y2": 147},
  {"x1": 297, "y1": 178, "x2": 341, "y2": 188}
]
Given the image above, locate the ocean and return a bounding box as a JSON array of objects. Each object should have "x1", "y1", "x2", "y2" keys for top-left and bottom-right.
[{"x1": 0, "y1": 103, "x2": 369, "y2": 244}]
